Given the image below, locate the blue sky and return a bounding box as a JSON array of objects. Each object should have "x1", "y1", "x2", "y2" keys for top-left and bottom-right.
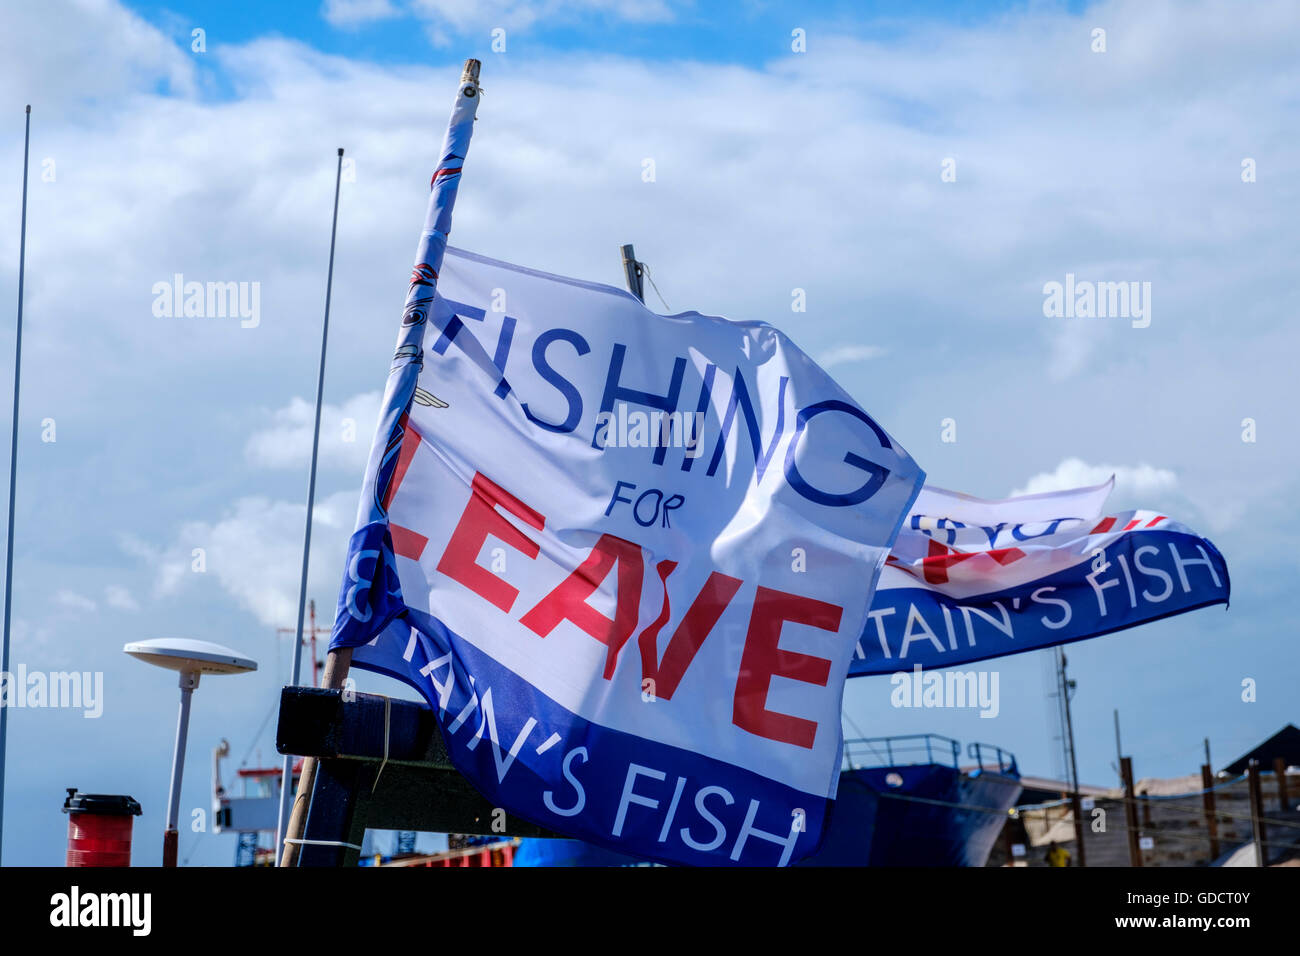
[
  {"x1": 123, "y1": 1, "x2": 1093, "y2": 72},
  {"x1": 0, "y1": 0, "x2": 1296, "y2": 866}
]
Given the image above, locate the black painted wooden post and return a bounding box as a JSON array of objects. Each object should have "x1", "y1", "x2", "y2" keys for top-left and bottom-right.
[
  {"x1": 277, "y1": 686, "x2": 559, "y2": 866},
  {"x1": 297, "y1": 759, "x2": 367, "y2": 866}
]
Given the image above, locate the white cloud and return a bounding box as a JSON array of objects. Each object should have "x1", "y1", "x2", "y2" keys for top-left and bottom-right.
[
  {"x1": 119, "y1": 534, "x2": 190, "y2": 596},
  {"x1": 817, "y1": 344, "x2": 886, "y2": 370},
  {"x1": 10, "y1": 617, "x2": 57, "y2": 660},
  {"x1": 7, "y1": 2, "x2": 1298, "y2": 453},
  {"x1": 244, "y1": 392, "x2": 381, "y2": 474},
  {"x1": 0, "y1": 0, "x2": 193, "y2": 108},
  {"x1": 321, "y1": 0, "x2": 400, "y2": 28},
  {"x1": 55, "y1": 590, "x2": 97, "y2": 613},
  {"x1": 104, "y1": 585, "x2": 140, "y2": 611},
  {"x1": 3, "y1": 0, "x2": 1296, "y2": 659},
  {"x1": 155, "y1": 491, "x2": 359, "y2": 628},
  {"x1": 1012, "y1": 457, "x2": 1178, "y2": 500},
  {"x1": 409, "y1": 0, "x2": 675, "y2": 33},
  {"x1": 1045, "y1": 320, "x2": 1112, "y2": 382}
]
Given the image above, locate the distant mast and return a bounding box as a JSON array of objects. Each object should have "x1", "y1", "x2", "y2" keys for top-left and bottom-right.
[
  {"x1": 273, "y1": 146, "x2": 347, "y2": 859},
  {"x1": 0, "y1": 105, "x2": 33, "y2": 860}
]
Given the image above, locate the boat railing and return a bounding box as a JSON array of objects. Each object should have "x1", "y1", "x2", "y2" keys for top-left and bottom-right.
[
  {"x1": 843, "y1": 734, "x2": 961, "y2": 771},
  {"x1": 966, "y1": 741, "x2": 1019, "y2": 777}
]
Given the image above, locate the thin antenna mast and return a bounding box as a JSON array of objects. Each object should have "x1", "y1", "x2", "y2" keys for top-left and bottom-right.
[
  {"x1": 1056, "y1": 647, "x2": 1087, "y2": 865},
  {"x1": 0, "y1": 106, "x2": 33, "y2": 861},
  {"x1": 274, "y1": 147, "x2": 346, "y2": 856}
]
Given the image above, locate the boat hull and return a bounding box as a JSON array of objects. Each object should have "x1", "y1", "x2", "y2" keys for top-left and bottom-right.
[{"x1": 799, "y1": 764, "x2": 1022, "y2": 866}]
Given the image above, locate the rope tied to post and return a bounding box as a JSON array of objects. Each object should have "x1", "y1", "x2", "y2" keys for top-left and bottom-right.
[{"x1": 371, "y1": 695, "x2": 391, "y2": 794}]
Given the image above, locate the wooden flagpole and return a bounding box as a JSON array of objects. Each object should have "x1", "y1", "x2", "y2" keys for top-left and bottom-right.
[{"x1": 280, "y1": 58, "x2": 482, "y2": 866}]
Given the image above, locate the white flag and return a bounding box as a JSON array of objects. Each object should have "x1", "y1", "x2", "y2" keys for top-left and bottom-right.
[
  {"x1": 332, "y1": 247, "x2": 925, "y2": 866},
  {"x1": 850, "y1": 479, "x2": 1229, "y2": 676}
]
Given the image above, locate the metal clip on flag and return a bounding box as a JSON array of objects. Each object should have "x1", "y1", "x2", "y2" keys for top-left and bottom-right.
[{"x1": 279, "y1": 58, "x2": 483, "y2": 867}]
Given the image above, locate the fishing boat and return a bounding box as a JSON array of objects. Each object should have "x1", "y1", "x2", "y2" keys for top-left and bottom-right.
[
  {"x1": 211, "y1": 740, "x2": 300, "y2": 866},
  {"x1": 799, "y1": 734, "x2": 1021, "y2": 866}
]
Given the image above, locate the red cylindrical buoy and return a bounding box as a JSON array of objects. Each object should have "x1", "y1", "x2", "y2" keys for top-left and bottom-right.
[{"x1": 63, "y1": 788, "x2": 143, "y2": 867}]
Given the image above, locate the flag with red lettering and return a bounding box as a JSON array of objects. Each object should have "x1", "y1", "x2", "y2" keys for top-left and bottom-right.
[
  {"x1": 848, "y1": 479, "x2": 1229, "y2": 676},
  {"x1": 329, "y1": 246, "x2": 925, "y2": 866}
]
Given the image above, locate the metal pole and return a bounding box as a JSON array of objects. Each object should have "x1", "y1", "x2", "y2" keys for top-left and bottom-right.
[
  {"x1": 163, "y1": 673, "x2": 196, "y2": 867},
  {"x1": 620, "y1": 244, "x2": 644, "y2": 302},
  {"x1": 1069, "y1": 791, "x2": 1086, "y2": 867},
  {"x1": 309, "y1": 599, "x2": 319, "y2": 688},
  {"x1": 1248, "y1": 759, "x2": 1266, "y2": 866},
  {"x1": 1201, "y1": 763, "x2": 1220, "y2": 860},
  {"x1": 0, "y1": 105, "x2": 32, "y2": 862},
  {"x1": 275, "y1": 147, "x2": 345, "y2": 856},
  {"x1": 1121, "y1": 756, "x2": 1142, "y2": 866},
  {"x1": 1113, "y1": 709, "x2": 1123, "y2": 782},
  {"x1": 1057, "y1": 649, "x2": 1085, "y2": 865}
]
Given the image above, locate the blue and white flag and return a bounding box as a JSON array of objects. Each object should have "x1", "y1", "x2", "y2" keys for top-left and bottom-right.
[
  {"x1": 848, "y1": 479, "x2": 1230, "y2": 676},
  {"x1": 330, "y1": 244, "x2": 924, "y2": 866}
]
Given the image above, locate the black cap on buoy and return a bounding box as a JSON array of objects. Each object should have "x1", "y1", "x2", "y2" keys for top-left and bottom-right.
[{"x1": 63, "y1": 788, "x2": 142, "y2": 816}]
